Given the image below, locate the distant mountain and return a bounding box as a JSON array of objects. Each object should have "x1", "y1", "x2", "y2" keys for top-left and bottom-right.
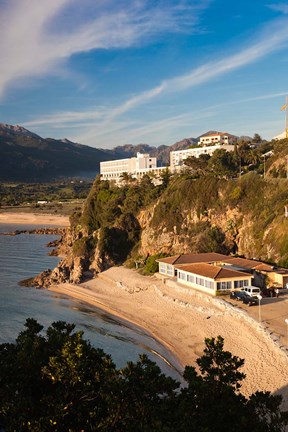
[
  {"x1": 112, "y1": 137, "x2": 198, "y2": 166},
  {"x1": 0, "y1": 123, "x2": 232, "y2": 182},
  {"x1": 0, "y1": 123, "x2": 114, "y2": 182}
]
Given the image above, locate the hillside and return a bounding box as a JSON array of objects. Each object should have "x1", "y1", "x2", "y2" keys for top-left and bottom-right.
[
  {"x1": 0, "y1": 123, "x2": 116, "y2": 182},
  {"x1": 29, "y1": 139, "x2": 288, "y2": 288}
]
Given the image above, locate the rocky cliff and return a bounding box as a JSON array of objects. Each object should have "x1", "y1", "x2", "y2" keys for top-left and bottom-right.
[{"x1": 29, "y1": 170, "x2": 288, "y2": 288}]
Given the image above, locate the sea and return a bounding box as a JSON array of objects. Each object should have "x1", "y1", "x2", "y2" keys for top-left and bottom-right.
[{"x1": 0, "y1": 223, "x2": 182, "y2": 380}]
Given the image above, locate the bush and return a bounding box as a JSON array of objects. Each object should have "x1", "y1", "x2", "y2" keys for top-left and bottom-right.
[{"x1": 142, "y1": 254, "x2": 166, "y2": 274}]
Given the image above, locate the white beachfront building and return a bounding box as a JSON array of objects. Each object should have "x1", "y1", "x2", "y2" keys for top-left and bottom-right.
[
  {"x1": 157, "y1": 253, "x2": 254, "y2": 296},
  {"x1": 157, "y1": 252, "x2": 288, "y2": 295},
  {"x1": 100, "y1": 152, "x2": 167, "y2": 183}
]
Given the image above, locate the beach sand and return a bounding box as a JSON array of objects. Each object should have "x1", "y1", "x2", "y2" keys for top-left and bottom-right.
[
  {"x1": 49, "y1": 266, "x2": 288, "y2": 407},
  {"x1": 0, "y1": 212, "x2": 70, "y2": 226}
]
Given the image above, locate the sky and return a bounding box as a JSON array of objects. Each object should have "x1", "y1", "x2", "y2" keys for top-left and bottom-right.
[{"x1": 0, "y1": 0, "x2": 288, "y2": 149}]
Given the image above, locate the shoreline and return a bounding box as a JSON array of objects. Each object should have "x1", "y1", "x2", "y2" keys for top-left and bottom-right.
[
  {"x1": 0, "y1": 212, "x2": 70, "y2": 227},
  {"x1": 49, "y1": 267, "x2": 288, "y2": 406},
  {"x1": 49, "y1": 282, "x2": 184, "y2": 374}
]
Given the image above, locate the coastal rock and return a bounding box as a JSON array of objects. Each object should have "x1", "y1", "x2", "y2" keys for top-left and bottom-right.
[{"x1": 0, "y1": 227, "x2": 65, "y2": 236}]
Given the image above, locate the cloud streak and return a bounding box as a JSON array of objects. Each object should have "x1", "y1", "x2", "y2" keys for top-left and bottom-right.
[
  {"x1": 268, "y1": 3, "x2": 288, "y2": 14},
  {"x1": 24, "y1": 17, "x2": 288, "y2": 139},
  {"x1": 0, "y1": 0, "x2": 206, "y2": 97}
]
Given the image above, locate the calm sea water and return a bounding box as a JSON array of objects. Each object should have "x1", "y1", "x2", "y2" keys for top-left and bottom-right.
[{"x1": 0, "y1": 224, "x2": 182, "y2": 379}]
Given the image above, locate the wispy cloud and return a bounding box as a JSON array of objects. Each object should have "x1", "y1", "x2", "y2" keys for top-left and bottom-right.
[
  {"x1": 73, "y1": 91, "x2": 288, "y2": 146},
  {"x1": 74, "y1": 111, "x2": 216, "y2": 146},
  {"x1": 23, "y1": 17, "x2": 288, "y2": 140},
  {"x1": 0, "y1": 0, "x2": 207, "y2": 98},
  {"x1": 268, "y1": 3, "x2": 288, "y2": 14}
]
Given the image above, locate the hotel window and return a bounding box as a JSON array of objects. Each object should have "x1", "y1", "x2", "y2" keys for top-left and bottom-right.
[{"x1": 217, "y1": 281, "x2": 232, "y2": 290}]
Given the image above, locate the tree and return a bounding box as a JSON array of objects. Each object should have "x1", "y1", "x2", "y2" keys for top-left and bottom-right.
[
  {"x1": 184, "y1": 153, "x2": 211, "y2": 175},
  {"x1": 208, "y1": 149, "x2": 238, "y2": 178},
  {"x1": 159, "y1": 168, "x2": 172, "y2": 189},
  {"x1": 120, "y1": 172, "x2": 134, "y2": 184},
  {"x1": 252, "y1": 133, "x2": 263, "y2": 144},
  {"x1": 0, "y1": 322, "x2": 287, "y2": 432},
  {"x1": 177, "y1": 336, "x2": 288, "y2": 432}
]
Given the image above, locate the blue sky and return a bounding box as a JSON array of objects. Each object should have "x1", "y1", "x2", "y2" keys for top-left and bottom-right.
[{"x1": 0, "y1": 0, "x2": 288, "y2": 149}]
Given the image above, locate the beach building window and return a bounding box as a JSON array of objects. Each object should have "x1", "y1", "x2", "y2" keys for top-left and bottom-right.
[
  {"x1": 187, "y1": 274, "x2": 195, "y2": 283},
  {"x1": 234, "y1": 279, "x2": 249, "y2": 289},
  {"x1": 159, "y1": 263, "x2": 166, "y2": 274},
  {"x1": 217, "y1": 281, "x2": 232, "y2": 290},
  {"x1": 178, "y1": 271, "x2": 186, "y2": 280},
  {"x1": 167, "y1": 265, "x2": 174, "y2": 276},
  {"x1": 204, "y1": 279, "x2": 214, "y2": 290},
  {"x1": 196, "y1": 277, "x2": 205, "y2": 286}
]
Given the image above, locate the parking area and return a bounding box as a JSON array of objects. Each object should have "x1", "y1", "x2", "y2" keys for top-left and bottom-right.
[{"x1": 226, "y1": 290, "x2": 288, "y2": 347}]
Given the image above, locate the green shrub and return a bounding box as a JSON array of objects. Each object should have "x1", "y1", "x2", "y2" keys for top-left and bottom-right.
[
  {"x1": 143, "y1": 254, "x2": 167, "y2": 274},
  {"x1": 72, "y1": 237, "x2": 89, "y2": 257}
]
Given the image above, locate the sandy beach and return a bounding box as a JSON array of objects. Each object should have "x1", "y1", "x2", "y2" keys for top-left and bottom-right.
[
  {"x1": 0, "y1": 212, "x2": 70, "y2": 226},
  {"x1": 49, "y1": 266, "x2": 288, "y2": 407}
]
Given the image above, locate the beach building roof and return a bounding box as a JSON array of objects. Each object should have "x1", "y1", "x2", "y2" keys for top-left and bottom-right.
[
  {"x1": 223, "y1": 257, "x2": 273, "y2": 271},
  {"x1": 157, "y1": 252, "x2": 229, "y2": 265},
  {"x1": 174, "y1": 263, "x2": 251, "y2": 280}
]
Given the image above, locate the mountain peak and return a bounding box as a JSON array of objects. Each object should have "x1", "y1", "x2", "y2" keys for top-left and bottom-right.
[{"x1": 0, "y1": 122, "x2": 41, "y2": 139}]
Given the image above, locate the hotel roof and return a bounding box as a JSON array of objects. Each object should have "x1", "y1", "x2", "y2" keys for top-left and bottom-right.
[{"x1": 174, "y1": 263, "x2": 251, "y2": 280}]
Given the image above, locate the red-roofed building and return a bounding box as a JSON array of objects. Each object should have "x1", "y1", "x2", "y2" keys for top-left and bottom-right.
[
  {"x1": 174, "y1": 263, "x2": 252, "y2": 295},
  {"x1": 198, "y1": 132, "x2": 237, "y2": 147},
  {"x1": 157, "y1": 252, "x2": 288, "y2": 295}
]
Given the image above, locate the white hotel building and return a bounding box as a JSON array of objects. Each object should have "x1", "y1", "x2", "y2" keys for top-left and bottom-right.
[
  {"x1": 170, "y1": 132, "x2": 237, "y2": 171},
  {"x1": 100, "y1": 152, "x2": 167, "y2": 183},
  {"x1": 100, "y1": 132, "x2": 238, "y2": 181},
  {"x1": 170, "y1": 144, "x2": 235, "y2": 171}
]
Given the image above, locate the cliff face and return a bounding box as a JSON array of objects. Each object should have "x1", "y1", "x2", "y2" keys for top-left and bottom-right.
[
  {"x1": 32, "y1": 172, "x2": 288, "y2": 287},
  {"x1": 137, "y1": 174, "x2": 288, "y2": 264}
]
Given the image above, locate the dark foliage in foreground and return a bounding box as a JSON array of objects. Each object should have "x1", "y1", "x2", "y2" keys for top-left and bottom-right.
[{"x1": 0, "y1": 319, "x2": 287, "y2": 431}]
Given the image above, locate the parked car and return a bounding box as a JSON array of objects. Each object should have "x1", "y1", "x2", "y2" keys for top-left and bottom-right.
[
  {"x1": 241, "y1": 286, "x2": 261, "y2": 298},
  {"x1": 230, "y1": 290, "x2": 247, "y2": 301},
  {"x1": 242, "y1": 294, "x2": 259, "y2": 306}
]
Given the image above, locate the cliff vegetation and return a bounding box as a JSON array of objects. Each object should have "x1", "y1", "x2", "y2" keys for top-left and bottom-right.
[{"x1": 31, "y1": 138, "x2": 288, "y2": 287}]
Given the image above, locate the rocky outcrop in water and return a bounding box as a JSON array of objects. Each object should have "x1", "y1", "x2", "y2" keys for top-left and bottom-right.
[{"x1": 0, "y1": 227, "x2": 65, "y2": 236}]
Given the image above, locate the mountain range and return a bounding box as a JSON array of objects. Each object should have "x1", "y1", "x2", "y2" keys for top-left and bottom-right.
[
  {"x1": 0, "y1": 123, "x2": 239, "y2": 182},
  {"x1": 0, "y1": 123, "x2": 199, "y2": 182}
]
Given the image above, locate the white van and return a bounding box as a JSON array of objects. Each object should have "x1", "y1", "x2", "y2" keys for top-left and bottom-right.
[{"x1": 241, "y1": 286, "x2": 261, "y2": 298}]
